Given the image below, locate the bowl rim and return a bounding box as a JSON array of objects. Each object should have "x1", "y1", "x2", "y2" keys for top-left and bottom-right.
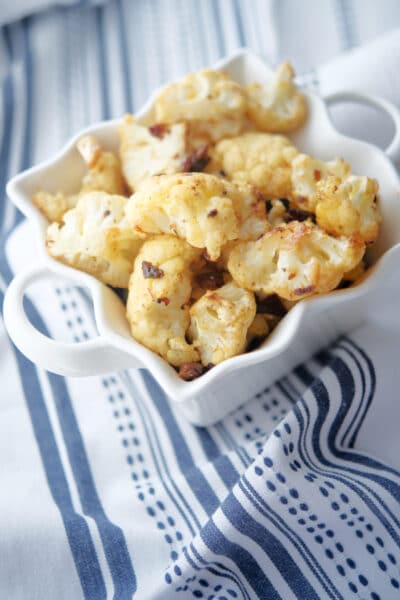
[{"x1": 6, "y1": 47, "x2": 400, "y2": 401}]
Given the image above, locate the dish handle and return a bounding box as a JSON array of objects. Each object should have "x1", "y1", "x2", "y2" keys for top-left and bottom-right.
[
  {"x1": 324, "y1": 91, "x2": 400, "y2": 163},
  {"x1": 3, "y1": 264, "x2": 142, "y2": 376}
]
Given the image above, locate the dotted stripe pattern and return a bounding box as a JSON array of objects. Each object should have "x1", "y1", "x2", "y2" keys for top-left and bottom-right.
[
  {"x1": 54, "y1": 284, "x2": 189, "y2": 568},
  {"x1": 51, "y1": 282, "x2": 400, "y2": 598}
]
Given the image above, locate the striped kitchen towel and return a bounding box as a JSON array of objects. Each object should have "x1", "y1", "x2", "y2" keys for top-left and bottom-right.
[{"x1": 1, "y1": 1, "x2": 400, "y2": 598}]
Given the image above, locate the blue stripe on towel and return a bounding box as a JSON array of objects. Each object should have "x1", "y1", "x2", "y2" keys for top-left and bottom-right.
[
  {"x1": 0, "y1": 73, "x2": 13, "y2": 232},
  {"x1": 223, "y1": 492, "x2": 321, "y2": 600},
  {"x1": 122, "y1": 371, "x2": 200, "y2": 534},
  {"x1": 0, "y1": 285, "x2": 107, "y2": 600},
  {"x1": 240, "y1": 477, "x2": 339, "y2": 599},
  {"x1": 13, "y1": 19, "x2": 32, "y2": 228},
  {"x1": 194, "y1": 427, "x2": 241, "y2": 490},
  {"x1": 184, "y1": 543, "x2": 251, "y2": 600},
  {"x1": 200, "y1": 517, "x2": 281, "y2": 599},
  {"x1": 188, "y1": 543, "x2": 252, "y2": 600},
  {"x1": 336, "y1": 337, "x2": 375, "y2": 447},
  {"x1": 0, "y1": 245, "x2": 137, "y2": 598},
  {"x1": 293, "y1": 358, "x2": 400, "y2": 546},
  {"x1": 142, "y1": 371, "x2": 220, "y2": 515},
  {"x1": 47, "y1": 373, "x2": 137, "y2": 598}
]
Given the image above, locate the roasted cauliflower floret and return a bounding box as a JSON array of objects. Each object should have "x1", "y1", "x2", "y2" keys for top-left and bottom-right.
[
  {"x1": 155, "y1": 69, "x2": 246, "y2": 122},
  {"x1": 125, "y1": 173, "x2": 268, "y2": 260},
  {"x1": 315, "y1": 175, "x2": 381, "y2": 243},
  {"x1": 291, "y1": 154, "x2": 351, "y2": 211},
  {"x1": 118, "y1": 115, "x2": 188, "y2": 191},
  {"x1": 126, "y1": 236, "x2": 200, "y2": 366},
  {"x1": 46, "y1": 191, "x2": 143, "y2": 288},
  {"x1": 187, "y1": 118, "x2": 247, "y2": 147},
  {"x1": 234, "y1": 183, "x2": 270, "y2": 240},
  {"x1": 246, "y1": 63, "x2": 307, "y2": 133},
  {"x1": 33, "y1": 191, "x2": 78, "y2": 224},
  {"x1": 33, "y1": 135, "x2": 126, "y2": 223},
  {"x1": 227, "y1": 221, "x2": 365, "y2": 300},
  {"x1": 188, "y1": 282, "x2": 256, "y2": 365},
  {"x1": 154, "y1": 69, "x2": 248, "y2": 143},
  {"x1": 210, "y1": 132, "x2": 298, "y2": 198},
  {"x1": 76, "y1": 134, "x2": 127, "y2": 196}
]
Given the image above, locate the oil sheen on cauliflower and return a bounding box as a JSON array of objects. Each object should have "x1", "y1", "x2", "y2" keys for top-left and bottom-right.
[
  {"x1": 227, "y1": 221, "x2": 365, "y2": 300},
  {"x1": 315, "y1": 175, "x2": 381, "y2": 243},
  {"x1": 246, "y1": 63, "x2": 307, "y2": 132},
  {"x1": 125, "y1": 173, "x2": 269, "y2": 260},
  {"x1": 188, "y1": 282, "x2": 256, "y2": 365},
  {"x1": 33, "y1": 135, "x2": 126, "y2": 223},
  {"x1": 46, "y1": 191, "x2": 143, "y2": 288},
  {"x1": 210, "y1": 132, "x2": 298, "y2": 198},
  {"x1": 154, "y1": 69, "x2": 248, "y2": 143},
  {"x1": 118, "y1": 115, "x2": 188, "y2": 191},
  {"x1": 291, "y1": 153, "x2": 351, "y2": 211},
  {"x1": 126, "y1": 235, "x2": 200, "y2": 366}
]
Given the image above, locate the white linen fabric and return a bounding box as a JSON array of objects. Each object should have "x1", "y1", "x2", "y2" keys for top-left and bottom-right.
[{"x1": 1, "y1": 1, "x2": 400, "y2": 598}]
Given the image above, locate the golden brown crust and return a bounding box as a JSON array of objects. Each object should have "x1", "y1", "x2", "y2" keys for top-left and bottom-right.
[
  {"x1": 315, "y1": 175, "x2": 381, "y2": 244},
  {"x1": 33, "y1": 135, "x2": 126, "y2": 223},
  {"x1": 46, "y1": 191, "x2": 143, "y2": 288},
  {"x1": 188, "y1": 282, "x2": 256, "y2": 365},
  {"x1": 154, "y1": 69, "x2": 248, "y2": 141},
  {"x1": 33, "y1": 191, "x2": 78, "y2": 224},
  {"x1": 34, "y1": 63, "x2": 382, "y2": 375},
  {"x1": 118, "y1": 115, "x2": 188, "y2": 191},
  {"x1": 125, "y1": 173, "x2": 269, "y2": 261},
  {"x1": 291, "y1": 154, "x2": 351, "y2": 211},
  {"x1": 210, "y1": 132, "x2": 298, "y2": 198},
  {"x1": 227, "y1": 221, "x2": 365, "y2": 300},
  {"x1": 126, "y1": 235, "x2": 200, "y2": 366},
  {"x1": 246, "y1": 63, "x2": 307, "y2": 133}
]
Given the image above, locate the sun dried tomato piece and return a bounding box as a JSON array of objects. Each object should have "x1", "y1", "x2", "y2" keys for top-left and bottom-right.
[
  {"x1": 283, "y1": 208, "x2": 316, "y2": 223},
  {"x1": 148, "y1": 123, "x2": 169, "y2": 139},
  {"x1": 178, "y1": 362, "x2": 205, "y2": 381},
  {"x1": 156, "y1": 297, "x2": 170, "y2": 305},
  {"x1": 256, "y1": 294, "x2": 287, "y2": 317},
  {"x1": 182, "y1": 144, "x2": 210, "y2": 172},
  {"x1": 207, "y1": 209, "x2": 218, "y2": 217},
  {"x1": 195, "y1": 271, "x2": 224, "y2": 290},
  {"x1": 142, "y1": 261, "x2": 164, "y2": 279},
  {"x1": 279, "y1": 198, "x2": 290, "y2": 210},
  {"x1": 294, "y1": 285, "x2": 315, "y2": 296}
]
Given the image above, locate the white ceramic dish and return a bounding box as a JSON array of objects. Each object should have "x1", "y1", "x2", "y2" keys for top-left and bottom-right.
[{"x1": 4, "y1": 49, "x2": 400, "y2": 426}]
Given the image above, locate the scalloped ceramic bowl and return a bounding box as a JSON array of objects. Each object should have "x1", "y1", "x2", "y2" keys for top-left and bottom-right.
[{"x1": 4, "y1": 50, "x2": 400, "y2": 425}]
